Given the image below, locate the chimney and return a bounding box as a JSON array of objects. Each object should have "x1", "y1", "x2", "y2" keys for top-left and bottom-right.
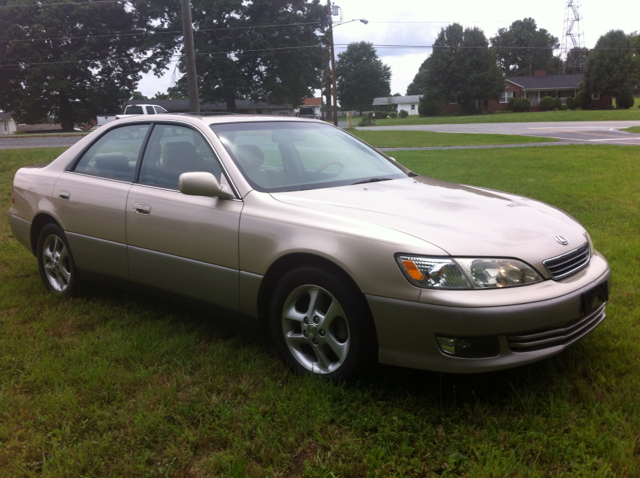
[{"x1": 534, "y1": 70, "x2": 547, "y2": 76}]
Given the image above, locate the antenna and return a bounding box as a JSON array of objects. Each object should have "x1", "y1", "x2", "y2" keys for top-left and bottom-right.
[{"x1": 561, "y1": 0, "x2": 586, "y2": 74}]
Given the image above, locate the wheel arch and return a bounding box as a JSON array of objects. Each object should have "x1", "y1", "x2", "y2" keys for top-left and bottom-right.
[
  {"x1": 30, "y1": 214, "x2": 62, "y2": 256},
  {"x1": 257, "y1": 253, "x2": 373, "y2": 326}
]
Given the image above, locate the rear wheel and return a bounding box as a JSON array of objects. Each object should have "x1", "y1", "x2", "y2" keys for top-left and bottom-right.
[
  {"x1": 269, "y1": 267, "x2": 376, "y2": 380},
  {"x1": 37, "y1": 224, "x2": 79, "y2": 296}
]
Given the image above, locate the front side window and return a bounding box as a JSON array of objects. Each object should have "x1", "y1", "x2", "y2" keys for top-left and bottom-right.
[
  {"x1": 138, "y1": 124, "x2": 223, "y2": 189},
  {"x1": 72, "y1": 124, "x2": 150, "y2": 181},
  {"x1": 211, "y1": 122, "x2": 407, "y2": 192},
  {"x1": 155, "y1": 106, "x2": 168, "y2": 114}
]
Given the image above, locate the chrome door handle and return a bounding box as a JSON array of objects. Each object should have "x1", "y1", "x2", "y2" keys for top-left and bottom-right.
[
  {"x1": 134, "y1": 203, "x2": 151, "y2": 215},
  {"x1": 59, "y1": 190, "x2": 70, "y2": 200}
]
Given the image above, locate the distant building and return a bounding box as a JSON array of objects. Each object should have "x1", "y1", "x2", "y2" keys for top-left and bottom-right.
[
  {"x1": 126, "y1": 99, "x2": 295, "y2": 116},
  {"x1": 372, "y1": 95, "x2": 422, "y2": 115},
  {"x1": 295, "y1": 97, "x2": 323, "y2": 117},
  {"x1": 0, "y1": 112, "x2": 17, "y2": 135}
]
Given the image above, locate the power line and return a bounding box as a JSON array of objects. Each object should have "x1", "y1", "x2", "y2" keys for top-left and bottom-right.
[{"x1": 0, "y1": 0, "x2": 125, "y2": 7}]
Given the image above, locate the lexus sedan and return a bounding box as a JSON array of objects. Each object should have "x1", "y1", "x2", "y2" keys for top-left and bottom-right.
[{"x1": 8, "y1": 114, "x2": 610, "y2": 380}]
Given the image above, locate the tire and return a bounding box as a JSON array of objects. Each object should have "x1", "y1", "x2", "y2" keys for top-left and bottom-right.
[
  {"x1": 269, "y1": 267, "x2": 377, "y2": 380},
  {"x1": 37, "y1": 224, "x2": 79, "y2": 297}
]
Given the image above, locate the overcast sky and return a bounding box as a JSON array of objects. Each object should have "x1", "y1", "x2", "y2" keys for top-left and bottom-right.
[{"x1": 137, "y1": 0, "x2": 639, "y2": 98}]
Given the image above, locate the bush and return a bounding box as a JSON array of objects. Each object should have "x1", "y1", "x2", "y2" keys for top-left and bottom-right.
[
  {"x1": 512, "y1": 98, "x2": 531, "y2": 112},
  {"x1": 389, "y1": 111, "x2": 398, "y2": 118},
  {"x1": 507, "y1": 96, "x2": 517, "y2": 111},
  {"x1": 561, "y1": 104, "x2": 568, "y2": 110},
  {"x1": 555, "y1": 98, "x2": 562, "y2": 110},
  {"x1": 575, "y1": 90, "x2": 591, "y2": 109},
  {"x1": 398, "y1": 109, "x2": 409, "y2": 118},
  {"x1": 418, "y1": 99, "x2": 439, "y2": 117},
  {"x1": 566, "y1": 96, "x2": 576, "y2": 110},
  {"x1": 539, "y1": 96, "x2": 556, "y2": 111},
  {"x1": 618, "y1": 91, "x2": 635, "y2": 109},
  {"x1": 376, "y1": 110, "x2": 388, "y2": 119},
  {"x1": 358, "y1": 117, "x2": 372, "y2": 126}
]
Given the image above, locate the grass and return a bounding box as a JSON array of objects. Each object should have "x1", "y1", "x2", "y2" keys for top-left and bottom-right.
[
  {"x1": 1, "y1": 145, "x2": 640, "y2": 477},
  {"x1": 622, "y1": 126, "x2": 640, "y2": 134},
  {"x1": 347, "y1": 107, "x2": 640, "y2": 127},
  {"x1": 347, "y1": 129, "x2": 556, "y2": 148}
]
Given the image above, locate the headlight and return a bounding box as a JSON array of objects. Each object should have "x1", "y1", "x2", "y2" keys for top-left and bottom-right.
[{"x1": 396, "y1": 255, "x2": 543, "y2": 290}]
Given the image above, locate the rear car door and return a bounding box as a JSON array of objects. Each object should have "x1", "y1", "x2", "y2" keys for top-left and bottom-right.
[
  {"x1": 126, "y1": 123, "x2": 243, "y2": 311},
  {"x1": 54, "y1": 123, "x2": 150, "y2": 280}
]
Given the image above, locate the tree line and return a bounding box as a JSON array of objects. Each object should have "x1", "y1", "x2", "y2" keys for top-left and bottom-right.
[{"x1": 405, "y1": 18, "x2": 640, "y2": 113}]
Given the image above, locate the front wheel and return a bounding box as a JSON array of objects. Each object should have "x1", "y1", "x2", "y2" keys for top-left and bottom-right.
[
  {"x1": 37, "y1": 224, "x2": 79, "y2": 296},
  {"x1": 269, "y1": 267, "x2": 377, "y2": 380}
]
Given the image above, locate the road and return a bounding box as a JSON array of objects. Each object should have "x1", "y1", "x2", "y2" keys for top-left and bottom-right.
[
  {"x1": 357, "y1": 120, "x2": 640, "y2": 146},
  {"x1": 2, "y1": 120, "x2": 640, "y2": 150}
]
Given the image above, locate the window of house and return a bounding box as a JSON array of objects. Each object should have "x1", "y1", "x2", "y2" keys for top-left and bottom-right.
[
  {"x1": 411, "y1": 104, "x2": 416, "y2": 110},
  {"x1": 499, "y1": 91, "x2": 516, "y2": 103},
  {"x1": 447, "y1": 100, "x2": 457, "y2": 105},
  {"x1": 591, "y1": 93, "x2": 600, "y2": 100}
]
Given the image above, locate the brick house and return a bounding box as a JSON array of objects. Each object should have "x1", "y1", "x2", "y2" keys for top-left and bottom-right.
[{"x1": 437, "y1": 71, "x2": 612, "y2": 114}]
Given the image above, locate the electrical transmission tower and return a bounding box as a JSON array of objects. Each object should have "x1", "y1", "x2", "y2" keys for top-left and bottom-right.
[{"x1": 561, "y1": 0, "x2": 586, "y2": 74}]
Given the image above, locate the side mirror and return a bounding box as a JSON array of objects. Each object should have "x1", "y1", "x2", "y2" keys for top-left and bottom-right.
[{"x1": 179, "y1": 172, "x2": 235, "y2": 199}]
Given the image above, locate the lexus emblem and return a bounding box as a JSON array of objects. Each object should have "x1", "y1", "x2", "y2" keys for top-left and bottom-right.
[{"x1": 555, "y1": 235, "x2": 569, "y2": 245}]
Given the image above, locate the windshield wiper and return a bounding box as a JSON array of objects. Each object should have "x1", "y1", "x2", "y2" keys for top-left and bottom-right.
[{"x1": 352, "y1": 177, "x2": 392, "y2": 185}]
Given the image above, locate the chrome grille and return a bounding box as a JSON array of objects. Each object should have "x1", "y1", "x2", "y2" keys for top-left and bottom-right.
[
  {"x1": 543, "y1": 242, "x2": 590, "y2": 280},
  {"x1": 507, "y1": 303, "x2": 605, "y2": 352}
]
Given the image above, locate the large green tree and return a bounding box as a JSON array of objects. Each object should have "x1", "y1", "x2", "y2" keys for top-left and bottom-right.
[
  {"x1": 583, "y1": 30, "x2": 636, "y2": 107},
  {"x1": 423, "y1": 24, "x2": 505, "y2": 111},
  {"x1": 491, "y1": 18, "x2": 561, "y2": 76},
  {"x1": 0, "y1": 0, "x2": 153, "y2": 130},
  {"x1": 147, "y1": 0, "x2": 327, "y2": 112},
  {"x1": 406, "y1": 58, "x2": 429, "y2": 95},
  {"x1": 335, "y1": 41, "x2": 391, "y2": 113}
]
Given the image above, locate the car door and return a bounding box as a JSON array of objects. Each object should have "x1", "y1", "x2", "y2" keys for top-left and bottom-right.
[
  {"x1": 54, "y1": 123, "x2": 150, "y2": 280},
  {"x1": 126, "y1": 123, "x2": 243, "y2": 311}
]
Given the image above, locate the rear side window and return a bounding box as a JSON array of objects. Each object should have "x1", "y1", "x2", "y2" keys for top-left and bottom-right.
[
  {"x1": 72, "y1": 125, "x2": 150, "y2": 181},
  {"x1": 146, "y1": 106, "x2": 156, "y2": 115}
]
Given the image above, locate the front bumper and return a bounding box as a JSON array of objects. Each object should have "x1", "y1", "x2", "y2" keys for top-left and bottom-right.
[{"x1": 368, "y1": 262, "x2": 611, "y2": 374}]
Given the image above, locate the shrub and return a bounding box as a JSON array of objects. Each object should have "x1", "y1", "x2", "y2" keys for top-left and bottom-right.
[
  {"x1": 512, "y1": 98, "x2": 531, "y2": 112},
  {"x1": 561, "y1": 104, "x2": 568, "y2": 110},
  {"x1": 555, "y1": 97, "x2": 562, "y2": 110},
  {"x1": 389, "y1": 111, "x2": 398, "y2": 118},
  {"x1": 618, "y1": 91, "x2": 635, "y2": 109},
  {"x1": 539, "y1": 96, "x2": 556, "y2": 111},
  {"x1": 566, "y1": 96, "x2": 576, "y2": 110},
  {"x1": 398, "y1": 109, "x2": 409, "y2": 118},
  {"x1": 507, "y1": 97, "x2": 517, "y2": 111},
  {"x1": 376, "y1": 110, "x2": 388, "y2": 119},
  {"x1": 358, "y1": 117, "x2": 372, "y2": 126},
  {"x1": 418, "y1": 99, "x2": 438, "y2": 116},
  {"x1": 575, "y1": 90, "x2": 591, "y2": 109}
]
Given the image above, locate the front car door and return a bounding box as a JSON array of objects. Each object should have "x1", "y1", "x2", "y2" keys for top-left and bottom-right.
[{"x1": 126, "y1": 123, "x2": 243, "y2": 312}]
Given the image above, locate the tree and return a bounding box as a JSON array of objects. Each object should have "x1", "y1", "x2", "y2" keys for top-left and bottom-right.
[
  {"x1": 423, "y1": 24, "x2": 505, "y2": 112},
  {"x1": 131, "y1": 91, "x2": 149, "y2": 101},
  {"x1": 583, "y1": 30, "x2": 636, "y2": 107},
  {"x1": 491, "y1": 18, "x2": 561, "y2": 76},
  {"x1": 564, "y1": 47, "x2": 589, "y2": 74},
  {"x1": 406, "y1": 58, "x2": 429, "y2": 95},
  {"x1": 0, "y1": 0, "x2": 153, "y2": 130},
  {"x1": 146, "y1": 0, "x2": 327, "y2": 112},
  {"x1": 335, "y1": 42, "x2": 391, "y2": 114}
]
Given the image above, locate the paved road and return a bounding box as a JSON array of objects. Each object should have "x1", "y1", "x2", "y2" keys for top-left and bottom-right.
[
  {"x1": 0, "y1": 135, "x2": 83, "y2": 150},
  {"x1": 358, "y1": 120, "x2": 640, "y2": 145}
]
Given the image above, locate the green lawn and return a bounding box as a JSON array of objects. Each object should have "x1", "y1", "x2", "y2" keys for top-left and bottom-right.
[
  {"x1": 347, "y1": 107, "x2": 640, "y2": 127},
  {"x1": 348, "y1": 129, "x2": 556, "y2": 148},
  {"x1": 622, "y1": 126, "x2": 640, "y2": 134},
  {"x1": 1, "y1": 146, "x2": 639, "y2": 477}
]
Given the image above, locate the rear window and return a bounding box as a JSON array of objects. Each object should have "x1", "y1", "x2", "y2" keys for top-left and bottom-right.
[{"x1": 124, "y1": 106, "x2": 143, "y2": 115}]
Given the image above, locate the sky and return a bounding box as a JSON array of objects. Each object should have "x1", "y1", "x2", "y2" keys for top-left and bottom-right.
[{"x1": 137, "y1": 0, "x2": 639, "y2": 98}]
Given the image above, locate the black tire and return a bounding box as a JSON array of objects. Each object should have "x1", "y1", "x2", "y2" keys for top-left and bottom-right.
[
  {"x1": 37, "y1": 224, "x2": 79, "y2": 297},
  {"x1": 269, "y1": 267, "x2": 377, "y2": 380}
]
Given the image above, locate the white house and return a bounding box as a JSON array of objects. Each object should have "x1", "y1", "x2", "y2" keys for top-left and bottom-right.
[
  {"x1": 372, "y1": 95, "x2": 422, "y2": 115},
  {"x1": 0, "y1": 112, "x2": 17, "y2": 135}
]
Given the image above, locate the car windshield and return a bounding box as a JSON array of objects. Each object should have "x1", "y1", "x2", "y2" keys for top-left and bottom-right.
[{"x1": 210, "y1": 121, "x2": 407, "y2": 192}]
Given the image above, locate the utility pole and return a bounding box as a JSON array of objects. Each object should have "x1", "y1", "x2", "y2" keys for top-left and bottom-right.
[
  {"x1": 327, "y1": 0, "x2": 338, "y2": 126},
  {"x1": 180, "y1": 0, "x2": 200, "y2": 113}
]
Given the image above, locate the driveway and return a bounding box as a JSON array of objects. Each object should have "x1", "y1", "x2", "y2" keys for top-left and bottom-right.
[{"x1": 358, "y1": 120, "x2": 640, "y2": 145}]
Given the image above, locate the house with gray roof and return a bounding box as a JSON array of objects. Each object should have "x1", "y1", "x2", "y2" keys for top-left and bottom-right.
[
  {"x1": 0, "y1": 112, "x2": 17, "y2": 135},
  {"x1": 372, "y1": 95, "x2": 422, "y2": 115}
]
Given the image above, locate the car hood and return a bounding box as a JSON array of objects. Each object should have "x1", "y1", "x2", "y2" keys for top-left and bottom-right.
[{"x1": 271, "y1": 176, "x2": 587, "y2": 260}]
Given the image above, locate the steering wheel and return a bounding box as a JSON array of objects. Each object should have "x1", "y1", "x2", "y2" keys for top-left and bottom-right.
[{"x1": 314, "y1": 161, "x2": 344, "y2": 175}]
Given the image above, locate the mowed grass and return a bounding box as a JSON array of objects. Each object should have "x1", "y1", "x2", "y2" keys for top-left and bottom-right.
[
  {"x1": 348, "y1": 106, "x2": 640, "y2": 127},
  {"x1": 1, "y1": 145, "x2": 640, "y2": 477},
  {"x1": 348, "y1": 129, "x2": 556, "y2": 148}
]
